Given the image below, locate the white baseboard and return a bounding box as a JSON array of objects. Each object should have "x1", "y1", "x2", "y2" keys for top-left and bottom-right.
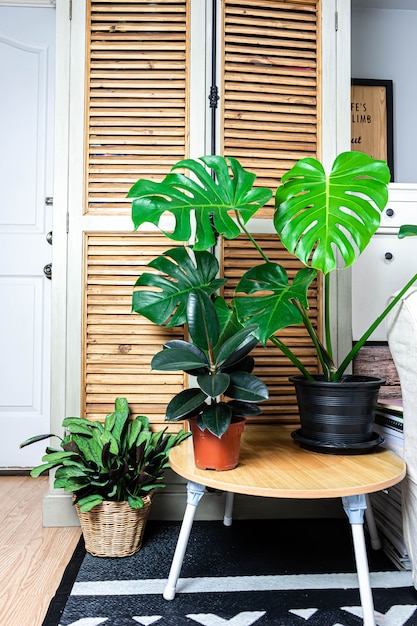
[{"x1": 42, "y1": 482, "x2": 343, "y2": 527}]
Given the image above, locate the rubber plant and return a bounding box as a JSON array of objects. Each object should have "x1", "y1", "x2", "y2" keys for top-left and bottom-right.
[
  {"x1": 128, "y1": 152, "x2": 417, "y2": 382},
  {"x1": 151, "y1": 288, "x2": 269, "y2": 437},
  {"x1": 20, "y1": 397, "x2": 190, "y2": 512}
]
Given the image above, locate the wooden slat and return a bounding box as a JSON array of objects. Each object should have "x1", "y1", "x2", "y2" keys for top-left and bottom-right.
[
  {"x1": 222, "y1": 235, "x2": 322, "y2": 425},
  {"x1": 85, "y1": 0, "x2": 189, "y2": 214},
  {"x1": 82, "y1": 233, "x2": 186, "y2": 426},
  {"x1": 222, "y1": 0, "x2": 320, "y2": 217}
]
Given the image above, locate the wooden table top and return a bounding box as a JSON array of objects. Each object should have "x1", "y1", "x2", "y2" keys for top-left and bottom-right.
[{"x1": 169, "y1": 426, "x2": 406, "y2": 499}]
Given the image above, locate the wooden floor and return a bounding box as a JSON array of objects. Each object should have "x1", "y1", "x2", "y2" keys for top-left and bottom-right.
[{"x1": 0, "y1": 475, "x2": 81, "y2": 626}]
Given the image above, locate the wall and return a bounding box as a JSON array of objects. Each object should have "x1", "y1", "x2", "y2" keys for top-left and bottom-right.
[{"x1": 351, "y1": 5, "x2": 417, "y2": 183}]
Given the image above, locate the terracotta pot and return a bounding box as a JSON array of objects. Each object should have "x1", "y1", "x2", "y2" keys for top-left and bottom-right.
[{"x1": 189, "y1": 416, "x2": 246, "y2": 470}]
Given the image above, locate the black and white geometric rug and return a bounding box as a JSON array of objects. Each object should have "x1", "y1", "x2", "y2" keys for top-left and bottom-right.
[{"x1": 45, "y1": 519, "x2": 417, "y2": 626}]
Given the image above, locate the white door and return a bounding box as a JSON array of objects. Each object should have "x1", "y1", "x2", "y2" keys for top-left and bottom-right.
[{"x1": 0, "y1": 5, "x2": 55, "y2": 468}]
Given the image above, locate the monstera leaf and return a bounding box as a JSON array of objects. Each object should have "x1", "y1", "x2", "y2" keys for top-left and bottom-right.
[
  {"x1": 399, "y1": 224, "x2": 417, "y2": 238},
  {"x1": 274, "y1": 151, "x2": 390, "y2": 275},
  {"x1": 234, "y1": 262, "x2": 317, "y2": 345},
  {"x1": 132, "y1": 247, "x2": 226, "y2": 326},
  {"x1": 128, "y1": 155, "x2": 273, "y2": 250}
]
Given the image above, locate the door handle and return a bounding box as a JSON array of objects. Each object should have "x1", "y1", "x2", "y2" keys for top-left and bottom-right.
[{"x1": 43, "y1": 263, "x2": 52, "y2": 279}]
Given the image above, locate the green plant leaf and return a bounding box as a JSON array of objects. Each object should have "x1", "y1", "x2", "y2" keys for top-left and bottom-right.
[
  {"x1": 165, "y1": 388, "x2": 208, "y2": 421},
  {"x1": 226, "y1": 372, "x2": 269, "y2": 402},
  {"x1": 222, "y1": 355, "x2": 254, "y2": 374},
  {"x1": 399, "y1": 224, "x2": 417, "y2": 238},
  {"x1": 100, "y1": 430, "x2": 119, "y2": 456},
  {"x1": 62, "y1": 417, "x2": 97, "y2": 436},
  {"x1": 40, "y1": 451, "x2": 78, "y2": 464},
  {"x1": 128, "y1": 155, "x2": 272, "y2": 250},
  {"x1": 30, "y1": 462, "x2": 60, "y2": 478},
  {"x1": 161, "y1": 340, "x2": 209, "y2": 375},
  {"x1": 107, "y1": 397, "x2": 130, "y2": 443},
  {"x1": 151, "y1": 347, "x2": 209, "y2": 371},
  {"x1": 234, "y1": 263, "x2": 317, "y2": 345},
  {"x1": 128, "y1": 494, "x2": 145, "y2": 509},
  {"x1": 20, "y1": 433, "x2": 56, "y2": 448},
  {"x1": 132, "y1": 247, "x2": 226, "y2": 327},
  {"x1": 73, "y1": 435, "x2": 103, "y2": 469},
  {"x1": 187, "y1": 289, "x2": 220, "y2": 351},
  {"x1": 216, "y1": 324, "x2": 259, "y2": 368},
  {"x1": 127, "y1": 417, "x2": 147, "y2": 449},
  {"x1": 200, "y1": 402, "x2": 232, "y2": 437},
  {"x1": 228, "y1": 400, "x2": 262, "y2": 416},
  {"x1": 213, "y1": 296, "x2": 243, "y2": 343},
  {"x1": 197, "y1": 373, "x2": 230, "y2": 398},
  {"x1": 77, "y1": 494, "x2": 104, "y2": 512},
  {"x1": 274, "y1": 151, "x2": 390, "y2": 274}
]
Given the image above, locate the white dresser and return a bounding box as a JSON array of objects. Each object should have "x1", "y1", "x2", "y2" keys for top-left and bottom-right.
[{"x1": 352, "y1": 185, "x2": 417, "y2": 342}]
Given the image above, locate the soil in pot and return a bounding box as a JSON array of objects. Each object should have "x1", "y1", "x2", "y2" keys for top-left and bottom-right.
[
  {"x1": 290, "y1": 375, "x2": 385, "y2": 454},
  {"x1": 189, "y1": 416, "x2": 246, "y2": 470}
]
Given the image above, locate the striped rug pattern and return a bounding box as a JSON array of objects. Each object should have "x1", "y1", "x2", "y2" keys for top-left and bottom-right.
[{"x1": 49, "y1": 519, "x2": 417, "y2": 626}]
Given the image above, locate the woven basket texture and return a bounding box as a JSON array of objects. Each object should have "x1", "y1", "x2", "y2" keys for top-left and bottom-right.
[{"x1": 75, "y1": 494, "x2": 153, "y2": 557}]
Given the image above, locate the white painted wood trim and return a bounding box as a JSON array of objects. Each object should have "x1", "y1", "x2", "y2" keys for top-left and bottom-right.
[
  {"x1": 189, "y1": 0, "x2": 209, "y2": 159},
  {"x1": 65, "y1": 0, "x2": 87, "y2": 420},
  {"x1": 45, "y1": 0, "x2": 71, "y2": 516},
  {"x1": 0, "y1": 0, "x2": 54, "y2": 6},
  {"x1": 335, "y1": 0, "x2": 353, "y2": 373},
  {"x1": 44, "y1": 0, "x2": 85, "y2": 524},
  {"x1": 321, "y1": 0, "x2": 353, "y2": 373}
]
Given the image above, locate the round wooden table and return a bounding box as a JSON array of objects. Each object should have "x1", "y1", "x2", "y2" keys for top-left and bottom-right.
[{"x1": 164, "y1": 426, "x2": 406, "y2": 626}]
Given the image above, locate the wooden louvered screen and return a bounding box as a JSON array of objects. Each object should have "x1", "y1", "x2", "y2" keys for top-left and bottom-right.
[
  {"x1": 223, "y1": 235, "x2": 322, "y2": 425},
  {"x1": 85, "y1": 0, "x2": 189, "y2": 214},
  {"x1": 83, "y1": 233, "x2": 185, "y2": 427},
  {"x1": 222, "y1": 0, "x2": 319, "y2": 216}
]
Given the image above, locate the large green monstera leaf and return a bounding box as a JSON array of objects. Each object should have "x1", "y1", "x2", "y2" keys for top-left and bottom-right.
[
  {"x1": 234, "y1": 262, "x2": 317, "y2": 345},
  {"x1": 132, "y1": 246, "x2": 226, "y2": 326},
  {"x1": 274, "y1": 151, "x2": 390, "y2": 275},
  {"x1": 128, "y1": 155, "x2": 272, "y2": 250}
]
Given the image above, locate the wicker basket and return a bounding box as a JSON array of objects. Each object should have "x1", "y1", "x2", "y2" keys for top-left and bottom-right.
[{"x1": 75, "y1": 494, "x2": 153, "y2": 557}]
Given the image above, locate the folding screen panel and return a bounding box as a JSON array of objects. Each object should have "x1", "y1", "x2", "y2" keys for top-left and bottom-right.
[
  {"x1": 222, "y1": 0, "x2": 319, "y2": 216},
  {"x1": 85, "y1": 0, "x2": 189, "y2": 215},
  {"x1": 81, "y1": 0, "x2": 321, "y2": 425}
]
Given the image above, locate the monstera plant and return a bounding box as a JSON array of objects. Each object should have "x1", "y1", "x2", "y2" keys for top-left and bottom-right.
[
  {"x1": 129, "y1": 152, "x2": 417, "y2": 382},
  {"x1": 128, "y1": 152, "x2": 417, "y2": 453}
]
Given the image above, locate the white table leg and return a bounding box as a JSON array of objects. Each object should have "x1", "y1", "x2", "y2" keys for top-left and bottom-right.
[
  {"x1": 342, "y1": 494, "x2": 376, "y2": 626},
  {"x1": 223, "y1": 492, "x2": 234, "y2": 526},
  {"x1": 365, "y1": 494, "x2": 382, "y2": 550},
  {"x1": 163, "y1": 481, "x2": 205, "y2": 601}
]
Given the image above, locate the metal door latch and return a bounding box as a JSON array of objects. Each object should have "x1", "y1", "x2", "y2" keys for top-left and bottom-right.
[{"x1": 43, "y1": 263, "x2": 52, "y2": 279}]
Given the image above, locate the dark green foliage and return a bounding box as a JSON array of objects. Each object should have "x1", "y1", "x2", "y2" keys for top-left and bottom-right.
[
  {"x1": 128, "y1": 153, "x2": 417, "y2": 382},
  {"x1": 151, "y1": 289, "x2": 269, "y2": 438},
  {"x1": 20, "y1": 397, "x2": 190, "y2": 512}
]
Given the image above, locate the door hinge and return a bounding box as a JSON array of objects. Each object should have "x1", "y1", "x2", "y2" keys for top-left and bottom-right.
[
  {"x1": 66, "y1": 212, "x2": 69, "y2": 233},
  {"x1": 335, "y1": 10, "x2": 339, "y2": 31},
  {"x1": 69, "y1": 0, "x2": 72, "y2": 20},
  {"x1": 209, "y1": 85, "x2": 219, "y2": 109}
]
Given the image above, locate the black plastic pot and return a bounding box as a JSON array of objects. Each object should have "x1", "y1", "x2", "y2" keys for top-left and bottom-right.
[{"x1": 289, "y1": 375, "x2": 385, "y2": 454}]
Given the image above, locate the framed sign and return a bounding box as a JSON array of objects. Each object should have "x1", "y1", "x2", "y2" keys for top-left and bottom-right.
[{"x1": 351, "y1": 78, "x2": 394, "y2": 181}]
